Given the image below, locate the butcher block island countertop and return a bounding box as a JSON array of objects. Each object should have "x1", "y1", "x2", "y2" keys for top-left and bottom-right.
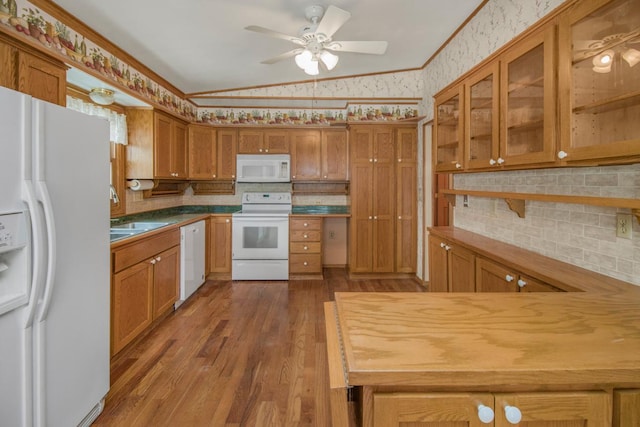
[{"x1": 325, "y1": 291, "x2": 640, "y2": 426}]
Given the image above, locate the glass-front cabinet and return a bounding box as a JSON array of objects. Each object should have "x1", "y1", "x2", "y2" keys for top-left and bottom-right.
[
  {"x1": 559, "y1": 0, "x2": 640, "y2": 162},
  {"x1": 500, "y1": 24, "x2": 557, "y2": 166},
  {"x1": 465, "y1": 62, "x2": 500, "y2": 169},
  {"x1": 434, "y1": 85, "x2": 464, "y2": 172}
]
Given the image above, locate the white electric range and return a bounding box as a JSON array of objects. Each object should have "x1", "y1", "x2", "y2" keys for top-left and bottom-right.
[{"x1": 231, "y1": 192, "x2": 291, "y2": 280}]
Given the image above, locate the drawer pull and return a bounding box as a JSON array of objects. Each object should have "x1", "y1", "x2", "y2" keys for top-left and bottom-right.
[
  {"x1": 504, "y1": 405, "x2": 522, "y2": 424},
  {"x1": 303, "y1": 246, "x2": 308, "y2": 250},
  {"x1": 303, "y1": 223, "x2": 308, "y2": 227},
  {"x1": 303, "y1": 234, "x2": 308, "y2": 239},
  {"x1": 477, "y1": 404, "x2": 494, "y2": 423},
  {"x1": 303, "y1": 262, "x2": 308, "y2": 266}
]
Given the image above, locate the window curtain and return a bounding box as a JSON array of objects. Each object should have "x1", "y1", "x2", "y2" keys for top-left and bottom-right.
[{"x1": 66, "y1": 96, "x2": 128, "y2": 145}]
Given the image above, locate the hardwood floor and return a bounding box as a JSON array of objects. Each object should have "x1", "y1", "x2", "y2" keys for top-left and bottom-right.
[{"x1": 94, "y1": 269, "x2": 424, "y2": 426}]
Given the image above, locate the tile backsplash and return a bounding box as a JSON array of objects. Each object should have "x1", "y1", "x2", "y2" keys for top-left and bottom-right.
[{"x1": 454, "y1": 164, "x2": 640, "y2": 285}]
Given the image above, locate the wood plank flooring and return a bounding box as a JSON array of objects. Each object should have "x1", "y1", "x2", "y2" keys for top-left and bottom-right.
[{"x1": 94, "y1": 269, "x2": 424, "y2": 426}]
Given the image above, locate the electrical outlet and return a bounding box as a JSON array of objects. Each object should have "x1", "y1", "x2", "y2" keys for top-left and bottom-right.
[
  {"x1": 616, "y1": 213, "x2": 632, "y2": 239},
  {"x1": 463, "y1": 195, "x2": 469, "y2": 207},
  {"x1": 329, "y1": 231, "x2": 336, "y2": 240}
]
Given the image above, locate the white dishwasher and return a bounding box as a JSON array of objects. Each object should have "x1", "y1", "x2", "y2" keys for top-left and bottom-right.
[{"x1": 176, "y1": 220, "x2": 205, "y2": 308}]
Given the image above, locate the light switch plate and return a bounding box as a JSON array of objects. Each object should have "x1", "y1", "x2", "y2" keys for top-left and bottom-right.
[{"x1": 616, "y1": 213, "x2": 632, "y2": 239}]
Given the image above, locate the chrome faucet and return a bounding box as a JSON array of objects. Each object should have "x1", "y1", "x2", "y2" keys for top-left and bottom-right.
[{"x1": 109, "y1": 184, "x2": 120, "y2": 204}]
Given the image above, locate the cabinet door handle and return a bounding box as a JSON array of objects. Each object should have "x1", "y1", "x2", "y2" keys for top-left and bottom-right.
[
  {"x1": 259, "y1": 148, "x2": 263, "y2": 152},
  {"x1": 497, "y1": 157, "x2": 505, "y2": 165},
  {"x1": 440, "y1": 242, "x2": 446, "y2": 248},
  {"x1": 444, "y1": 245, "x2": 451, "y2": 251},
  {"x1": 489, "y1": 158, "x2": 497, "y2": 166},
  {"x1": 374, "y1": 158, "x2": 378, "y2": 163},
  {"x1": 455, "y1": 162, "x2": 462, "y2": 169},
  {"x1": 323, "y1": 175, "x2": 327, "y2": 179},
  {"x1": 505, "y1": 274, "x2": 514, "y2": 282},
  {"x1": 517, "y1": 279, "x2": 527, "y2": 288},
  {"x1": 292, "y1": 175, "x2": 296, "y2": 179},
  {"x1": 156, "y1": 256, "x2": 162, "y2": 262},
  {"x1": 265, "y1": 149, "x2": 269, "y2": 153},
  {"x1": 150, "y1": 259, "x2": 156, "y2": 265},
  {"x1": 231, "y1": 175, "x2": 235, "y2": 178},
  {"x1": 477, "y1": 404, "x2": 494, "y2": 423},
  {"x1": 373, "y1": 216, "x2": 377, "y2": 220},
  {"x1": 398, "y1": 216, "x2": 402, "y2": 219},
  {"x1": 225, "y1": 219, "x2": 230, "y2": 223},
  {"x1": 369, "y1": 158, "x2": 373, "y2": 163},
  {"x1": 212, "y1": 174, "x2": 216, "y2": 178},
  {"x1": 504, "y1": 405, "x2": 522, "y2": 424},
  {"x1": 398, "y1": 158, "x2": 402, "y2": 163},
  {"x1": 369, "y1": 216, "x2": 373, "y2": 220},
  {"x1": 557, "y1": 150, "x2": 568, "y2": 159}
]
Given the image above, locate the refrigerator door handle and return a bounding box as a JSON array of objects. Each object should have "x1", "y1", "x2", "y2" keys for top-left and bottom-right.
[
  {"x1": 23, "y1": 180, "x2": 46, "y2": 328},
  {"x1": 35, "y1": 181, "x2": 56, "y2": 322}
]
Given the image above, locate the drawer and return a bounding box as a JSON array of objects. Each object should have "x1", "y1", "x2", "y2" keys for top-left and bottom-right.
[
  {"x1": 290, "y1": 241, "x2": 321, "y2": 254},
  {"x1": 290, "y1": 254, "x2": 322, "y2": 273},
  {"x1": 290, "y1": 230, "x2": 322, "y2": 241},
  {"x1": 112, "y1": 228, "x2": 179, "y2": 273},
  {"x1": 290, "y1": 218, "x2": 322, "y2": 231}
]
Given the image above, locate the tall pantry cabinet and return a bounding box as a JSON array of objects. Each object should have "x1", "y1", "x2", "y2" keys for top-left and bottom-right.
[{"x1": 348, "y1": 125, "x2": 417, "y2": 274}]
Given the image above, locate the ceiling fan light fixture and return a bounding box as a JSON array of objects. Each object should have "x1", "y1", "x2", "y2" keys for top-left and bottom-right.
[
  {"x1": 319, "y1": 50, "x2": 339, "y2": 70},
  {"x1": 622, "y1": 48, "x2": 640, "y2": 67},
  {"x1": 592, "y1": 49, "x2": 614, "y2": 67},
  {"x1": 303, "y1": 59, "x2": 320, "y2": 76},
  {"x1": 89, "y1": 88, "x2": 115, "y2": 105},
  {"x1": 295, "y1": 49, "x2": 313, "y2": 69}
]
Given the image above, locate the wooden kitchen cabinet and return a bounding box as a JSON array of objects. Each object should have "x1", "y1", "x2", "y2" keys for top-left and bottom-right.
[
  {"x1": 111, "y1": 228, "x2": 180, "y2": 356},
  {"x1": 238, "y1": 129, "x2": 289, "y2": 154},
  {"x1": 289, "y1": 217, "x2": 323, "y2": 277},
  {"x1": 188, "y1": 124, "x2": 217, "y2": 179},
  {"x1": 216, "y1": 129, "x2": 237, "y2": 180},
  {"x1": 395, "y1": 128, "x2": 417, "y2": 273},
  {"x1": 372, "y1": 390, "x2": 610, "y2": 426},
  {"x1": 557, "y1": 0, "x2": 640, "y2": 164},
  {"x1": 349, "y1": 126, "x2": 395, "y2": 273},
  {"x1": 428, "y1": 234, "x2": 475, "y2": 292},
  {"x1": 207, "y1": 215, "x2": 232, "y2": 276},
  {"x1": 321, "y1": 130, "x2": 348, "y2": 180},
  {"x1": 126, "y1": 109, "x2": 188, "y2": 179},
  {"x1": 434, "y1": 84, "x2": 464, "y2": 172},
  {"x1": 110, "y1": 142, "x2": 126, "y2": 217},
  {"x1": 499, "y1": 23, "x2": 556, "y2": 167},
  {"x1": 614, "y1": 389, "x2": 640, "y2": 427},
  {"x1": 290, "y1": 130, "x2": 322, "y2": 180},
  {"x1": 0, "y1": 34, "x2": 66, "y2": 105},
  {"x1": 476, "y1": 257, "x2": 562, "y2": 292}
]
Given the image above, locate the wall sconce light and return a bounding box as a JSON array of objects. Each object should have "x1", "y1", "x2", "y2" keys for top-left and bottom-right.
[{"x1": 89, "y1": 88, "x2": 115, "y2": 105}]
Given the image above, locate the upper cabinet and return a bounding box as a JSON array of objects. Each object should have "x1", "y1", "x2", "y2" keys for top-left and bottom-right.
[
  {"x1": 291, "y1": 129, "x2": 348, "y2": 181},
  {"x1": 500, "y1": 24, "x2": 557, "y2": 167},
  {"x1": 434, "y1": 85, "x2": 464, "y2": 172},
  {"x1": 188, "y1": 124, "x2": 217, "y2": 180},
  {"x1": 558, "y1": 0, "x2": 640, "y2": 163},
  {"x1": 0, "y1": 34, "x2": 66, "y2": 106},
  {"x1": 238, "y1": 129, "x2": 290, "y2": 154},
  {"x1": 436, "y1": 0, "x2": 639, "y2": 172},
  {"x1": 126, "y1": 109, "x2": 188, "y2": 180}
]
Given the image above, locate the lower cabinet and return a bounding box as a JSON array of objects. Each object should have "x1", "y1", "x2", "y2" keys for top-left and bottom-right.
[
  {"x1": 372, "y1": 390, "x2": 611, "y2": 426},
  {"x1": 429, "y1": 235, "x2": 563, "y2": 293},
  {"x1": 614, "y1": 389, "x2": 640, "y2": 427},
  {"x1": 428, "y1": 234, "x2": 475, "y2": 292},
  {"x1": 289, "y1": 216, "x2": 323, "y2": 276},
  {"x1": 476, "y1": 257, "x2": 562, "y2": 292},
  {"x1": 207, "y1": 215, "x2": 232, "y2": 276},
  {"x1": 111, "y1": 229, "x2": 180, "y2": 356}
]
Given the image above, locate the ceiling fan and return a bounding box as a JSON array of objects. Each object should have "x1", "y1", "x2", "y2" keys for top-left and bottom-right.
[{"x1": 245, "y1": 4, "x2": 388, "y2": 76}]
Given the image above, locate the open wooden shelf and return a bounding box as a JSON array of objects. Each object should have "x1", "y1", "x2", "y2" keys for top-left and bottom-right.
[
  {"x1": 191, "y1": 180, "x2": 235, "y2": 195},
  {"x1": 142, "y1": 180, "x2": 190, "y2": 198},
  {"x1": 441, "y1": 188, "x2": 640, "y2": 223}
]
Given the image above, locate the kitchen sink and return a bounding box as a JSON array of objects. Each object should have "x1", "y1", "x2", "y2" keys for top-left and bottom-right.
[
  {"x1": 110, "y1": 221, "x2": 170, "y2": 231},
  {"x1": 109, "y1": 229, "x2": 140, "y2": 241}
]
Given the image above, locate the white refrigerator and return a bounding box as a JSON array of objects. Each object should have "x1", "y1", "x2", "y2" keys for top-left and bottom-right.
[{"x1": 0, "y1": 86, "x2": 110, "y2": 426}]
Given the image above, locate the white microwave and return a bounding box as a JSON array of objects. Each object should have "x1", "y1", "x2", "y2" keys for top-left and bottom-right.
[{"x1": 236, "y1": 154, "x2": 291, "y2": 183}]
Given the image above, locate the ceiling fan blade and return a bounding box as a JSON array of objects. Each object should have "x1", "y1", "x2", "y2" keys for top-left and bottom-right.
[
  {"x1": 326, "y1": 41, "x2": 388, "y2": 55},
  {"x1": 314, "y1": 5, "x2": 351, "y2": 39},
  {"x1": 261, "y1": 49, "x2": 304, "y2": 65},
  {"x1": 245, "y1": 25, "x2": 305, "y2": 45}
]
